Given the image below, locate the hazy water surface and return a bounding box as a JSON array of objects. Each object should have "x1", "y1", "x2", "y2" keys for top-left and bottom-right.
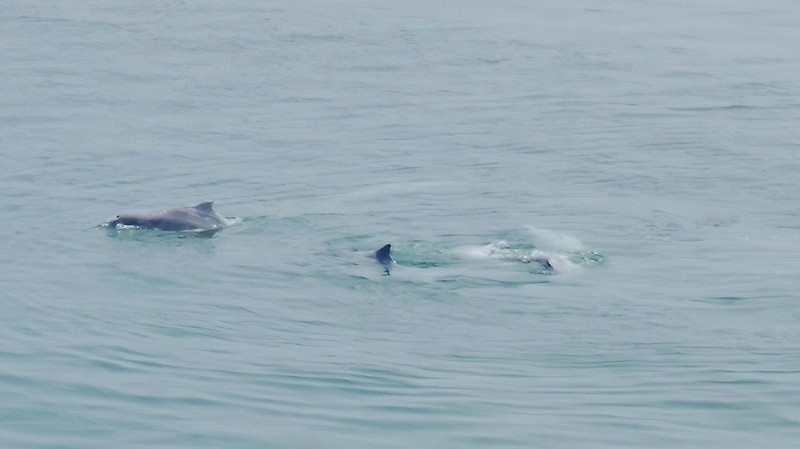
[{"x1": 2, "y1": 1, "x2": 799, "y2": 448}]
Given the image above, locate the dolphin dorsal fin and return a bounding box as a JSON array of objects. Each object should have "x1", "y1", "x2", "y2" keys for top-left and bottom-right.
[
  {"x1": 375, "y1": 244, "x2": 393, "y2": 265},
  {"x1": 194, "y1": 202, "x2": 214, "y2": 214}
]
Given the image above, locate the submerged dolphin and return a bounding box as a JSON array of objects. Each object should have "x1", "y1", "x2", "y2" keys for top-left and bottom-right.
[
  {"x1": 374, "y1": 242, "x2": 558, "y2": 275},
  {"x1": 103, "y1": 202, "x2": 228, "y2": 232}
]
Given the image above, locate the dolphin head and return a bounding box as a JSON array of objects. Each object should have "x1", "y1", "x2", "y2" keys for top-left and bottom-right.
[
  {"x1": 104, "y1": 214, "x2": 143, "y2": 229},
  {"x1": 104, "y1": 215, "x2": 121, "y2": 228}
]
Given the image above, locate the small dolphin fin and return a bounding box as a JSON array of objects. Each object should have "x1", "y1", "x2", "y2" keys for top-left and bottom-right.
[
  {"x1": 375, "y1": 244, "x2": 393, "y2": 265},
  {"x1": 194, "y1": 202, "x2": 214, "y2": 214}
]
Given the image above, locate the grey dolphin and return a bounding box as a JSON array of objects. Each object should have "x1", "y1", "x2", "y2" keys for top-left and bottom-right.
[{"x1": 104, "y1": 202, "x2": 228, "y2": 232}]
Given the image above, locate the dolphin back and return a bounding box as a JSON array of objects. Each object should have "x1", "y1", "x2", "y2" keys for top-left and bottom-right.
[{"x1": 105, "y1": 202, "x2": 227, "y2": 232}]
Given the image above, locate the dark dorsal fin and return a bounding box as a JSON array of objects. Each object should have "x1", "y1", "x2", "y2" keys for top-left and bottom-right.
[
  {"x1": 375, "y1": 244, "x2": 393, "y2": 265},
  {"x1": 194, "y1": 202, "x2": 214, "y2": 214}
]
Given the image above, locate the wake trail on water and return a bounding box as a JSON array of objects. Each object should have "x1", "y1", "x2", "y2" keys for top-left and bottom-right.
[{"x1": 330, "y1": 227, "x2": 604, "y2": 284}]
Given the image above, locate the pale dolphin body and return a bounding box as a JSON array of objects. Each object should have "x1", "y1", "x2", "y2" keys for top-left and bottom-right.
[
  {"x1": 466, "y1": 241, "x2": 554, "y2": 270},
  {"x1": 103, "y1": 202, "x2": 229, "y2": 232},
  {"x1": 456, "y1": 241, "x2": 587, "y2": 274}
]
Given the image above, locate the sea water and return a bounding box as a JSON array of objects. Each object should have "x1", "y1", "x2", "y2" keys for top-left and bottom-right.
[{"x1": 2, "y1": 1, "x2": 799, "y2": 447}]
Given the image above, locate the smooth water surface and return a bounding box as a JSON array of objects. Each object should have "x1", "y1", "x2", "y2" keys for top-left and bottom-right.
[{"x1": 2, "y1": 1, "x2": 799, "y2": 447}]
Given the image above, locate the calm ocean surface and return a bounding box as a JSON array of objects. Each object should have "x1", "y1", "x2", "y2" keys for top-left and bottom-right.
[{"x1": 2, "y1": 1, "x2": 799, "y2": 447}]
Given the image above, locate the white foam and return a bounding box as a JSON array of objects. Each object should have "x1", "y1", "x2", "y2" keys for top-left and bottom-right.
[{"x1": 524, "y1": 226, "x2": 585, "y2": 252}]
